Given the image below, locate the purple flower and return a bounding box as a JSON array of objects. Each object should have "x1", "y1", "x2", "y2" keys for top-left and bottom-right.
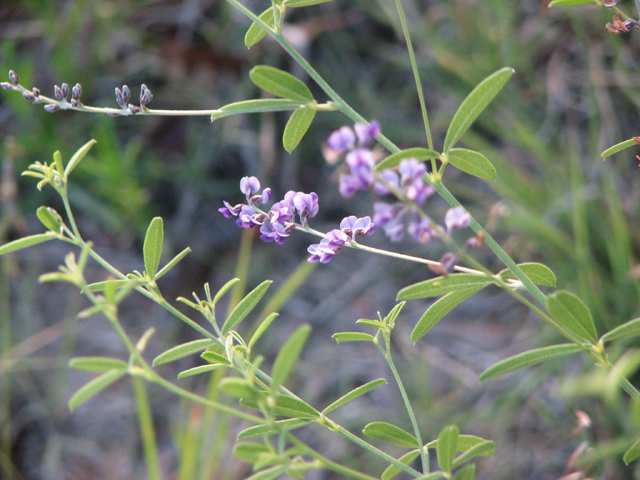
[
  {"x1": 240, "y1": 176, "x2": 261, "y2": 197},
  {"x1": 398, "y1": 159, "x2": 426, "y2": 183},
  {"x1": 354, "y1": 120, "x2": 381, "y2": 145},
  {"x1": 307, "y1": 229, "x2": 348, "y2": 264},
  {"x1": 325, "y1": 229, "x2": 349, "y2": 248},
  {"x1": 252, "y1": 187, "x2": 272, "y2": 205},
  {"x1": 293, "y1": 192, "x2": 319, "y2": 225},
  {"x1": 407, "y1": 216, "x2": 433, "y2": 243},
  {"x1": 260, "y1": 221, "x2": 294, "y2": 244},
  {"x1": 219, "y1": 201, "x2": 243, "y2": 218},
  {"x1": 236, "y1": 205, "x2": 262, "y2": 229},
  {"x1": 444, "y1": 207, "x2": 471, "y2": 233},
  {"x1": 374, "y1": 170, "x2": 400, "y2": 195},
  {"x1": 327, "y1": 126, "x2": 356, "y2": 153},
  {"x1": 340, "y1": 216, "x2": 375, "y2": 239}
]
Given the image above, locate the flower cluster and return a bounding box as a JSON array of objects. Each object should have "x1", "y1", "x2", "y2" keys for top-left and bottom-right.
[
  {"x1": 326, "y1": 121, "x2": 381, "y2": 198},
  {"x1": 307, "y1": 216, "x2": 375, "y2": 264}
]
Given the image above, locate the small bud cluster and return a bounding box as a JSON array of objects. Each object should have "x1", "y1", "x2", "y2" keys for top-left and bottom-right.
[
  {"x1": 115, "y1": 84, "x2": 153, "y2": 113},
  {"x1": 606, "y1": 13, "x2": 640, "y2": 34},
  {"x1": 307, "y1": 216, "x2": 375, "y2": 264}
]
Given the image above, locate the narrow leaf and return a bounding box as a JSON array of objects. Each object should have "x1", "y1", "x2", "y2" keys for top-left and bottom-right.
[
  {"x1": 201, "y1": 350, "x2": 232, "y2": 366},
  {"x1": 437, "y1": 424, "x2": 459, "y2": 473},
  {"x1": 499, "y1": 262, "x2": 556, "y2": 287},
  {"x1": 411, "y1": 285, "x2": 487, "y2": 343},
  {"x1": 547, "y1": 291, "x2": 598, "y2": 343},
  {"x1": 601, "y1": 317, "x2": 640, "y2": 343},
  {"x1": 143, "y1": 217, "x2": 163, "y2": 280},
  {"x1": 624, "y1": 437, "x2": 640, "y2": 465},
  {"x1": 245, "y1": 465, "x2": 288, "y2": 480},
  {"x1": 287, "y1": 0, "x2": 336, "y2": 6},
  {"x1": 37, "y1": 207, "x2": 62, "y2": 233},
  {"x1": 250, "y1": 66, "x2": 313, "y2": 102},
  {"x1": 447, "y1": 149, "x2": 496, "y2": 180},
  {"x1": 177, "y1": 365, "x2": 225, "y2": 379},
  {"x1": 363, "y1": 422, "x2": 419, "y2": 448},
  {"x1": 323, "y1": 378, "x2": 387, "y2": 414},
  {"x1": 82, "y1": 279, "x2": 132, "y2": 293},
  {"x1": 65, "y1": 139, "x2": 97, "y2": 178},
  {"x1": 219, "y1": 377, "x2": 257, "y2": 398},
  {"x1": 152, "y1": 339, "x2": 214, "y2": 366},
  {"x1": 69, "y1": 357, "x2": 128, "y2": 371},
  {"x1": 478, "y1": 344, "x2": 582, "y2": 382},
  {"x1": 332, "y1": 332, "x2": 375, "y2": 343},
  {"x1": 443, "y1": 67, "x2": 514, "y2": 152},
  {"x1": 0, "y1": 232, "x2": 57, "y2": 256},
  {"x1": 451, "y1": 441, "x2": 494, "y2": 469},
  {"x1": 245, "y1": 8, "x2": 275, "y2": 48},
  {"x1": 237, "y1": 418, "x2": 311, "y2": 440},
  {"x1": 155, "y1": 247, "x2": 191, "y2": 280},
  {"x1": 233, "y1": 442, "x2": 270, "y2": 463},
  {"x1": 425, "y1": 434, "x2": 488, "y2": 452},
  {"x1": 283, "y1": 108, "x2": 316, "y2": 153},
  {"x1": 374, "y1": 148, "x2": 440, "y2": 172},
  {"x1": 221, "y1": 280, "x2": 272, "y2": 335},
  {"x1": 248, "y1": 312, "x2": 279, "y2": 349},
  {"x1": 212, "y1": 99, "x2": 303, "y2": 121},
  {"x1": 381, "y1": 450, "x2": 421, "y2": 480},
  {"x1": 398, "y1": 274, "x2": 492, "y2": 300},
  {"x1": 452, "y1": 464, "x2": 475, "y2": 480},
  {"x1": 68, "y1": 369, "x2": 126, "y2": 411},
  {"x1": 53, "y1": 150, "x2": 64, "y2": 175},
  {"x1": 384, "y1": 302, "x2": 406, "y2": 326},
  {"x1": 240, "y1": 395, "x2": 319, "y2": 418},
  {"x1": 270, "y1": 324, "x2": 311, "y2": 394},
  {"x1": 355, "y1": 319, "x2": 386, "y2": 328},
  {"x1": 549, "y1": 0, "x2": 598, "y2": 6},
  {"x1": 214, "y1": 277, "x2": 241, "y2": 304}
]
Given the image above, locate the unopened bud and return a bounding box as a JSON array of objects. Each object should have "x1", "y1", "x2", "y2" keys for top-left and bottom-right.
[
  {"x1": 44, "y1": 104, "x2": 60, "y2": 113},
  {"x1": 54, "y1": 85, "x2": 64, "y2": 101},
  {"x1": 122, "y1": 85, "x2": 130, "y2": 104},
  {"x1": 32, "y1": 87, "x2": 40, "y2": 97},
  {"x1": 115, "y1": 87, "x2": 124, "y2": 108},
  {"x1": 1, "y1": 82, "x2": 14, "y2": 90},
  {"x1": 71, "y1": 83, "x2": 82, "y2": 100},
  {"x1": 140, "y1": 84, "x2": 153, "y2": 106},
  {"x1": 61, "y1": 83, "x2": 69, "y2": 99},
  {"x1": 22, "y1": 92, "x2": 35, "y2": 101},
  {"x1": 8, "y1": 70, "x2": 19, "y2": 85},
  {"x1": 128, "y1": 104, "x2": 141, "y2": 114}
]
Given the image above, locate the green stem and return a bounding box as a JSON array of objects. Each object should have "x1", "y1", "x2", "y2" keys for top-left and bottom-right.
[
  {"x1": 394, "y1": 0, "x2": 434, "y2": 150},
  {"x1": 132, "y1": 376, "x2": 162, "y2": 480},
  {"x1": 381, "y1": 337, "x2": 429, "y2": 474},
  {"x1": 287, "y1": 434, "x2": 380, "y2": 480}
]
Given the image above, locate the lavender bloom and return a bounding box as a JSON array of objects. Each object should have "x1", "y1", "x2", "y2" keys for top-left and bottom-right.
[
  {"x1": 444, "y1": 207, "x2": 471, "y2": 233},
  {"x1": 293, "y1": 192, "x2": 319, "y2": 225},
  {"x1": 219, "y1": 201, "x2": 243, "y2": 218},
  {"x1": 373, "y1": 202, "x2": 406, "y2": 242},
  {"x1": 327, "y1": 126, "x2": 356, "y2": 153},
  {"x1": 260, "y1": 221, "x2": 294, "y2": 244},
  {"x1": 340, "y1": 216, "x2": 375, "y2": 239},
  {"x1": 407, "y1": 216, "x2": 434, "y2": 243},
  {"x1": 236, "y1": 205, "x2": 262, "y2": 229},
  {"x1": 307, "y1": 229, "x2": 348, "y2": 264},
  {"x1": 240, "y1": 176, "x2": 261, "y2": 197},
  {"x1": 354, "y1": 121, "x2": 381, "y2": 145},
  {"x1": 374, "y1": 169, "x2": 400, "y2": 195}
]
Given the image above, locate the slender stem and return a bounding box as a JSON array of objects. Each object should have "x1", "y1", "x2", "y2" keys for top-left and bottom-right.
[
  {"x1": 287, "y1": 434, "x2": 380, "y2": 480},
  {"x1": 394, "y1": 0, "x2": 434, "y2": 150},
  {"x1": 132, "y1": 376, "x2": 162, "y2": 480},
  {"x1": 380, "y1": 337, "x2": 429, "y2": 474}
]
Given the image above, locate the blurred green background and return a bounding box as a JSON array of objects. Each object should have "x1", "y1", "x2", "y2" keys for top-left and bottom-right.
[{"x1": 2, "y1": 0, "x2": 640, "y2": 478}]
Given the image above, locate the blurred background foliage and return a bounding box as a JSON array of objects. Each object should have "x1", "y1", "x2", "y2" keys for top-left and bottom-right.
[{"x1": 2, "y1": 0, "x2": 640, "y2": 478}]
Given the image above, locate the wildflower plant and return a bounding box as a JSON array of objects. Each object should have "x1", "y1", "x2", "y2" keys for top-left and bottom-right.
[{"x1": 4, "y1": 0, "x2": 640, "y2": 478}]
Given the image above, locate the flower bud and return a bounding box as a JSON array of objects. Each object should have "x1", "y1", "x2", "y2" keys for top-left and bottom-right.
[
  {"x1": 61, "y1": 83, "x2": 69, "y2": 99},
  {"x1": 54, "y1": 85, "x2": 64, "y2": 101},
  {"x1": 122, "y1": 85, "x2": 130, "y2": 104},
  {"x1": 44, "y1": 104, "x2": 60, "y2": 113},
  {"x1": 8, "y1": 70, "x2": 19, "y2": 85}
]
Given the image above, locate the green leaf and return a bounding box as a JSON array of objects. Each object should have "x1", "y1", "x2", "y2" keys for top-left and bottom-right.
[
  {"x1": 245, "y1": 8, "x2": 275, "y2": 48},
  {"x1": 283, "y1": 108, "x2": 316, "y2": 153},
  {"x1": 601, "y1": 138, "x2": 638, "y2": 159},
  {"x1": 219, "y1": 377, "x2": 258, "y2": 398},
  {"x1": 624, "y1": 437, "x2": 640, "y2": 465},
  {"x1": 452, "y1": 464, "x2": 475, "y2": 480},
  {"x1": 332, "y1": 332, "x2": 375, "y2": 343},
  {"x1": 177, "y1": 365, "x2": 225, "y2": 379},
  {"x1": 425, "y1": 434, "x2": 489, "y2": 452},
  {"x1": 478, "y1": 344, "x2": 582, "y2": 382},
  {"x1": 548, "y1": 0, "x2": 598, "y2": 6},
  {"x1": 601, "y1": 317, "x2": 640, "y2": 343},
  {"x1": 547, "y1": 291, "x2": 598, "y2": 344},
  {"x1": 155, "y1": 247, "x2": 191, "y2": 280},
  {"x1": 384, "y1": 302, "x2": 406, "y2": 326},
  {"x1": 286, "y1": 0, "x2": 336, "y2": 6},
  {"x1": 68, "y1": 357, "x2": 128, "y2": 371},
  {"x1": 143, "y1": 217, "x2": 163, "y2": 280},
  {"x1": 398, "y1": 274, "x2": 492, "y2": 300},
  {"x1": 65, "y1": 139, "x2": 97, "y2": 178},
  {"x1": 250, "y1": 66, "x2": 314, "y2": 102},
  {"x1": 237, "y1": 418, "x2": 311, "y2": 440},
  {"x1": 355, "y1": 319, "x2": 386, "y2": 329},
  {"x1": 214, "y1": 278, "x2": 241, "y2": 304},
  {"x1": 201, "y1": 350, "x2": 232, "y2": 366},
  {"x1": 411, "y1": 285, "x2": 487, "y2": 343},
  {"x1": 447, "y1": 149, "x2": 496, "y2": 180},
  {"x1": 363, "y1": 422, "x2": 419, "y2": 448},
  {"x1": 381, "y1": 450, "x2": 421, "y2": 480},
  {"x1": 322, "y1": 378, "x2": 387, "y2": 414},
  {"x1": 270, "y1": 324, "x2": 311, "y2": 394},
  {"x1": 249, "y1": 312, "x2": 279, "y2": 350},
  {"x1": 374, "y1": 148, "x2": 440, "y2": 172},
  {"x1": 240, "y1": 394, "x2": 319, "y2": 418},
  {"x1": 152, "y1": 339, "x2": 214, "y2": 366},
  {"x1": 212, "y1": 99, "x2": 303, "y2": 121},
  {"x1": 245, "y1": 465, "x2": 288, "y2": 480},
  {"x1": 53, "y1": 150, "x2": 64, "y2": 175},
  {"x1": 498, "y1": 262, "x2": 556, "y2": 287},
  {"x1": 37, "y1": 207, "x2": 62, "y2": 233},
  {"x1": 437, "y1": 424, "x2": 459, "y2": 474},
  {"x1": 415, "y1": 474, "x2": 443, "y2": 480},
  {"x1": 68, "y1": 369, "x2": 127, "y2": 411},
  {"x1": 82, "y1": 279, "x2": 133, "y2": 293},
  {"x1": 233, "y1": 442, "x2": 271, "y2": 463},
  {"x1": 443, "y1": 67, "x2": 514, "y2": 152},
  {"x1": 221, "y1": 280, "x2": 272, "y2": 335},
  {"x1": 0, "y1": 232, "x2": 58, "y2": 256},
  {"x1": 451, "y1": 441, "x2": 494, "y2": 469}
]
